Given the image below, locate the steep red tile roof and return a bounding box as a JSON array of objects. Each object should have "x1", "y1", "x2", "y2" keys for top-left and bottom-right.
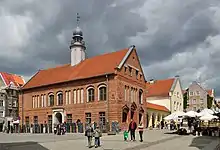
[
  {"x1": 182, "y1": 90, "x2": 186, "y2": 94},
  {"x1": 206, "y1": 89, "x2": 214, "y2": 97},
  {"x1": 0, "y1": 72, "x2": 25, "y2": 87},
  {"x1": 23, "y1": 48, "x2": 129, "y2": 90},
  {"x1": 146, "y1": 102, "x2": 169, "y2": 112},
  {"x1": 146, "y1": 78, "x2": 175, "y2": 97}
]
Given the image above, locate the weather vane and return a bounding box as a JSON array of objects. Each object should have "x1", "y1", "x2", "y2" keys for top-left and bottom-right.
[{"x1": 76, "y1": 13, "x2": 80, "y2": 26}]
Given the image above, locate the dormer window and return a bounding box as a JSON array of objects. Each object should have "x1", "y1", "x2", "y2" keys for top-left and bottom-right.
[
  {"x1": 124, "y1": 66, "x2": 127, "y2": 74},
  {"x1": 136, "y1": 70, "x2": 138, "y2": 79},
  {"x1": 129, "y1": 67, "x2": 132, "y2": 76},
  {"x1": 140, "y1": 74, "x2": 142, "y2": 81}
]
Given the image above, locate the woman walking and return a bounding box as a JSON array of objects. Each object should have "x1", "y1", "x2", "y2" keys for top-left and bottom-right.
[{"x1": 138, "y1": 122, "x2": 144, "y2": 142}]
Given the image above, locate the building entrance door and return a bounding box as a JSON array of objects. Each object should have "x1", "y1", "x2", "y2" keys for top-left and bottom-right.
[{"x1": 55, "y1": 112, "x2": 62, "y2": 124}]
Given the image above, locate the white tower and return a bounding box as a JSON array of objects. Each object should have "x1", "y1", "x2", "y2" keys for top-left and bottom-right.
[{"x1": 70, "y1": 13, "x2": 86, "y2": 66}]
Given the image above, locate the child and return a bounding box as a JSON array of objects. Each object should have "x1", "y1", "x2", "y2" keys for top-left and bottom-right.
[
  {"x1": 123, "y1": 126, "x2": 129, "y2": 141},
  {"x1": 94, "y1": 126, "x2": 102, "y2": 148}
]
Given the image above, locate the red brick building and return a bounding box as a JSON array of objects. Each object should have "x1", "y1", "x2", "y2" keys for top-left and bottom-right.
[{"x1": 19, "y1": 25, "x2": 147, "y2": 131}]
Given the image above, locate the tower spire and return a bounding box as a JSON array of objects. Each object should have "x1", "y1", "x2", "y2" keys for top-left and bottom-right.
[
  {"x1": 70, "y1": 12, "x2": 86, "y2": 66},
  {"x1": 76, "y1": 13, "x2": 80, "y2": 26}
]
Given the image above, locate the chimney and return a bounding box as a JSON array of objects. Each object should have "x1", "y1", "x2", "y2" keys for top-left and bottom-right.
[
  {"x1": 149, "y1": 79, "x2": 155, "y2": 84},
  {"x1": 175, "y1": 75, "x2": 180, "y2": 78}
]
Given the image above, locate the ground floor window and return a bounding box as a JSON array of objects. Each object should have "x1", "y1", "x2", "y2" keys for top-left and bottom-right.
[
  {"x1": 48, "y1": 115, "x2": 52, "y2": 125},
  {"x1": 85, "y1": 113, "x2": 91, "y2": 124},
  {"x1": 130, "y1": 111, "x2": 134, "y2": 119},
  {"x1": 34, "y1": 116, "x2": 38, "y2": 124},
  {"x1": 25, "y1": 116, "x2": 29, "y2": 125},
  {"x1": 122, "y1": 108, "x2": 129, "y2": 122},
  {"x1": 99, "y1": 112, "x2": 106, "y2": 126},
  {"x1": 67, "y1": 114, "x2": 72, "y2": 123},
  {"x1": 0, "y1": 111, "x2": 3, "y2": 117}
]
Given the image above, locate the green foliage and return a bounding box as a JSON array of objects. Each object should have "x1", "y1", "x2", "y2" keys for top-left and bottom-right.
[
  {"x1": 183, "y1": 92, "x2": 188, "y2": 109},
  {"x1": 207, "y1": 94, "x2": 213, "y2": 109}
]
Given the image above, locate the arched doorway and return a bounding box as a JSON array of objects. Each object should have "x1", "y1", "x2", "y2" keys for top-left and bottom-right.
[{"x1": 55, "y1": 112, "x2": 62, "y2": 124}]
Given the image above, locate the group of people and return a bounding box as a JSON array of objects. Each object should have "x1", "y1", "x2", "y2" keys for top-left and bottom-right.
[
  {"x1": 124, "y1": 119, "x2": 144, "y2": 142},
  {"x1": 54, "y1": 123, "x2": 66, "y2": 135},
  {"x1": 85, "y1": 124, "x2": 102, "y2": 148},
  {"x1": 85, "y1": 119, "x2": 145, "y2": 148}
]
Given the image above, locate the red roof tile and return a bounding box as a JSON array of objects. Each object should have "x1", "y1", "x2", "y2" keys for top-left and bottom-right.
[
  {"x1": 206, "y1": 89, "x2": 213, "y2": 97},
  {"x1": 146, "y1": 102, "x2": 169, "y2": 112},
  {"x1": 23, "y1": 48, "x2": 129, "y2": 90},
  {"x1": 146, "y1": 78, "x2": 175, "y2": 97},
  {"x1": 0, "y1": 72, "x2": 25, "y2": 87}
]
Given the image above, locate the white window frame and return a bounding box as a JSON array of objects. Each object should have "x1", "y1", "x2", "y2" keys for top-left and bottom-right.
[
  {"x1": 77, "y1": 89, "x2": 80, "y2": 103},
  {"x1": 73, "y1": 90, "x2": 77, "y2": 104},
  {"x1": 32, "y1": 96, "x2": 35, "y2": 108},
  {"x1": 98, "y1": 85, "x2": 107, "y2": 101},
  {"x1": 37, "y1": 95, "x2": 40, "y2": 108},
  {"x1": 44, "y1": 94, "x2": 46, "y2": 107},
  {"x1": 87, "y1": 87, "x2": 95, "y2": 102},
  {"x1": 57, "y1": 91, "x2": 63, "y2": 105},
  {"x1": 69, "y1": 91, "x2": 71, "y2": 104},
  {"x1": 65, "y1": 91, "x2": 68, "y2": 105},
  {"x1": 48, "y1": 93, "x2": 54, "y2": 106},
  {"x1": 35, "y1": 96, "x2": 37, "y2": 108},
  {"x1": 81, "y1": 89, "x2": 84, "y2": 103},
  {"x1": 41, "y1": 95, "x2": 44, "y2": 107}
]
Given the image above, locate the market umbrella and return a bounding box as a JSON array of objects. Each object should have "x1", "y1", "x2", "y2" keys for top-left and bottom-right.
[
  {"x1": 200, "y1": 113, "x2": 218, "y2": 121},
  {"x1": 200, "y1": 108, "x2": 214, "y2": 115},
  {"x1": 184, "y1": 111, "x2": 200, "y2": 117},
  {"x1": 164, "y1": 111, "x2": 185, "y2": 120}
]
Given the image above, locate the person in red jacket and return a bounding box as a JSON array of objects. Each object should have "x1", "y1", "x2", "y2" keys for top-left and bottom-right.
[{"x1": 128, "y1": 119, "x2": 137, "y2": 141}]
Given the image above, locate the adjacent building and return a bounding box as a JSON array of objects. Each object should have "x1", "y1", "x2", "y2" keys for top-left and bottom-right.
[
  {"x1": 19, "y1": 24, "x2": 147, "y2": 132},
  {"x1": 185, "y1": 81, "x2": 214, "y2": 111},
  {"x1": 146, "y1": 77, "x2": 184, "y2": 113},
  {"x1": 0, "y1": 72, "x2": 25, "y2": 131},
  {"x1": 145, "y1": 102, "x2": 169, "y2": 128}
]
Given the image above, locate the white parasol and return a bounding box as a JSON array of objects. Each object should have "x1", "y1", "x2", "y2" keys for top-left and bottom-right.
[
  {"x1": 164, "y1": 111, "x2": 185, "y2": 120},
  {"x1": 184, "y1": 111, "x2": 200, "y2": 117},
  {"x1": 200, "y1": 113, "x2": 218, "y2": 121}
]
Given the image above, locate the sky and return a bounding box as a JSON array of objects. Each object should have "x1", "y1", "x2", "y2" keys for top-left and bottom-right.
[{"x1": 1, "y1": 0, "x2": 220, "y2": 95}]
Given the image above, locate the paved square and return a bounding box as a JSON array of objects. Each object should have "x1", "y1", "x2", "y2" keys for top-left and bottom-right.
[{"x1": 0, "y1": 130, "x2": 219, "y2": 150}]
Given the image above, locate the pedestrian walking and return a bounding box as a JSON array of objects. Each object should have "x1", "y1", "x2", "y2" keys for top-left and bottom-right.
[
  {"x1": 138, "y1": 122, "x2": 144, "y2": 142},
  {"x1": 129, "y1": 119, "x2": 137, "y2": 141},
  {"x1": 85, "y1": 124, "x2": 94, "y2": 148},
  {"x1": 94, "y1": 126, "x2": 102, "y2": 148}
]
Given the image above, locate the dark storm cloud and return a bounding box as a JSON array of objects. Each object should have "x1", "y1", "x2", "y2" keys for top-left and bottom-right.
[
  {"x1": 0, "y1": 0, "x2": 147, "y2": 77},
  {"x1": 1, "y1": 0, "x2": 220, "y2": 96}
]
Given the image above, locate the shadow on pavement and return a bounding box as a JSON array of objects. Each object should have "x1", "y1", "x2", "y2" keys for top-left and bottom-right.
[
  {"x1": 189, "y1": 136, "x2": 218, "y2": 150},
  {"x1": 0, "y1": 141, "x2": 49, "y2": 150},
  {"x1": 164, "y1": 131, "x2": 178, "y2": 134}
]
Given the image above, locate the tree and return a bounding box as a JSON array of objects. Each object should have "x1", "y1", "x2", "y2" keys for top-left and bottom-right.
[
  {"x1": 207, "y1": 94, "x2": 213, "y2": 109},
  {"x1": 183, "y1": 92, "x2": 188, "y2": 109}
]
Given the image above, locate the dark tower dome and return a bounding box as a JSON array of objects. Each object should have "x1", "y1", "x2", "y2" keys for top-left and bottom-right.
[{"x1": 73, "y1": 26, "x2": 83, "y2": 36}]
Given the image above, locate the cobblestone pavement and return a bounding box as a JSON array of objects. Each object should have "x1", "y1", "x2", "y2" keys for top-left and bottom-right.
[{"x1": 0, "y1": 130, "x2": 219, "y2": 150}]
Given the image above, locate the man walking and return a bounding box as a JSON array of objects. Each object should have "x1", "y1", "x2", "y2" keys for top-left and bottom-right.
[{"x1": 129, "y1": 119, "x2": 137, "y2": 141}]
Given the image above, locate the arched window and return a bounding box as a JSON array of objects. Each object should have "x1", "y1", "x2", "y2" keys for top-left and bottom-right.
[
  {"x1": 57, "y1": 92, "x2": 63, "y2": 105},
  {"x1": 48, "y1": 94, "x2": 54, "y2": 106},
  {"x1": 139, "y1": 89, "x2": 143, "y2": 104},
  {"x1": 87, "y1": 88, "x2": 95, "y2": 102},
  {"x1": 98, "y1": 85, "x2": 107, "y2": 101}
]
